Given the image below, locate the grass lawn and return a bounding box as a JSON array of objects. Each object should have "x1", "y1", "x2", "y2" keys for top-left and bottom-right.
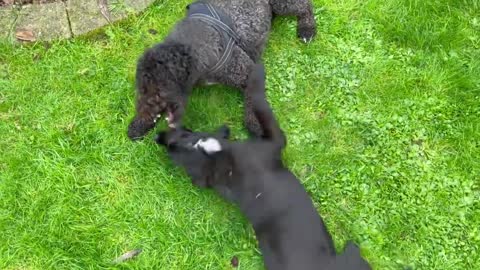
[{"x1": 1, "y1": 0, "x2": 479, "y2": 269}]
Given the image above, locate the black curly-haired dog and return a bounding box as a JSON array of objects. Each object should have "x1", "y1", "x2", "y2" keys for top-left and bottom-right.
[
  {"x1": 127, "y1": 0, "x2": 317, "y2": 140},
  {"x1": 155, "y1": 64, "x2": 371, "y2": 270}
]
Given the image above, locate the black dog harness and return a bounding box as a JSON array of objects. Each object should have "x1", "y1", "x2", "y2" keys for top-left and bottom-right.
[{"x1": 187, "y1": 1, "x2": 243, "y2": 75}]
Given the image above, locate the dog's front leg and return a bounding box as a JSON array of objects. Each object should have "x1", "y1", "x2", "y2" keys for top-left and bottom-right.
[
  {"x1": 244, "y1": 93, "x2": 264, "y2": 137},
  {"x1": 243, "y1": 62, "x2": 270, "y2": 138},
  {"x1": 166, "y1": 94, "x2": 188, "y2": 129}
]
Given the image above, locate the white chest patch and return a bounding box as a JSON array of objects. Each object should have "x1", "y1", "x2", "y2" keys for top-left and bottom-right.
[{"x1": 194, "y1": 138, "x2": 222, "y2": 154}]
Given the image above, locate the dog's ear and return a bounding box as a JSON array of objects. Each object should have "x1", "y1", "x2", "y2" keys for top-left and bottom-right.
[{"x1": 216, "y1": 125, "x2": 230, "y2": 139}]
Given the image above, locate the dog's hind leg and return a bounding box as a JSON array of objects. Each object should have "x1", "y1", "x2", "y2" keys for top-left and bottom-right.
[
  {"x1": 212, "y1": 47, "x2": 264, "y2": 137},
  {"x1": 247, "y1": 64, "x2": 286, "y2": 149},
  {"x1": 269, "y1": 0, "x2": 317, "y2": 42},
  {"x1": 243, "y1": 93, "x2": 263, "y2": 137}
]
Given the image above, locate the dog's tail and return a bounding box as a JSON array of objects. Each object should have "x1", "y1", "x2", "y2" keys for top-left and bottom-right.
[{"x1": 247, "y1": 64, "x2": 286, "y2": 149}]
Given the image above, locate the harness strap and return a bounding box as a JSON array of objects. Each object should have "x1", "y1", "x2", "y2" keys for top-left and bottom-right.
[
  {"x1": 210, "y1": 38, "x2": 235, "y2": 74},
  {"x1": 188, "y1": 13, "x2": 241, "y2": 43},
  {"x1": 187, "y1": 1, "x2": 243, "y2": 75}
]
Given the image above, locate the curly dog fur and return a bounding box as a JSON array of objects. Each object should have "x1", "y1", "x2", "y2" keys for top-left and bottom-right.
[{"x1": 128, "y1": 0, "x2": 317, "y2": 140}]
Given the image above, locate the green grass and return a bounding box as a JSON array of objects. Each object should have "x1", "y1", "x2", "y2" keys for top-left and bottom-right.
[{"x1": 1, "y1": 0, "x2": 479, "y2": 269}]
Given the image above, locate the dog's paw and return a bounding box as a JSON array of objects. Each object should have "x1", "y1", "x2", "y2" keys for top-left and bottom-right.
[
  {"x1": 298, "y1": 25, "x2": 316, "y2": 43},
  {"x1": 128, "y1": 117, "x2": 155, "y2": 141},
  {"x1": 247, "y1": 63, "x2": 266, "y2": 92},
  {"x1": 247, "y1": 122, "x2": 263, "y2": 138}
]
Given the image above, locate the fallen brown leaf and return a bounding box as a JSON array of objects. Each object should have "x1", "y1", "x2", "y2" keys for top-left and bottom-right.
[
  {"x1": 231, "y1": 256, "x2": 239, "y2": 268},
  {"x1": 1, "y1": 0, "x2": 15, "y2": 6},
  {"x1": 15, "y1": 29, "x2": 36, "y2": 42},
  {"x1": 112, "y1": 249, "x2": 142, "y2": 264}
]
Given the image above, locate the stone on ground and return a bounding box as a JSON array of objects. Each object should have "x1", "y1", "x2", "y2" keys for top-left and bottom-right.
[
  {"x1": 66, "y1": 0, "x2": 109, "y2": 36},
  {"x1": 1, "y1": 0, "x2": 157, "y2": 41},
  {"x1": 108, "y1": 0, "x2": 156, "y2": 21},
  {"x1": 0, "y1": 7, "x2": 18, "y2": 40},
  {"x1": 124, "y1": 0, "x2": 154, "y2": 12},
  {"x1": 15, "y1": 2, "x2": 71, "y2": 40}
]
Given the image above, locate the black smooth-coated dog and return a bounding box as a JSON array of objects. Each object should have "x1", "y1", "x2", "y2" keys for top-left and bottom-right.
[{"x1": 155, "y1": 64, "x2": 371, "y2": 270}]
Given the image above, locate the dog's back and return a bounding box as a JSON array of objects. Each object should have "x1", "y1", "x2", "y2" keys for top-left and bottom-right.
[
  {"x1": 244, "y1": 169, "x2": 337, "y2": 270},
  {"x1": 208, "y1": 0, "x2": 272, "y2": 60},
  {"x1": 241, "y1": 64, "x2": 371, "y2": 270},
  {"x1": 166, "y1": 0, "x2": 272, "y2": 67},
  {"x1": 326, "y1": 242, "x2": 371, "y2": 270}
]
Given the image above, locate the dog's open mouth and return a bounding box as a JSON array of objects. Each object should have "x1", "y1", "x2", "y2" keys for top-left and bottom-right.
[
  {"x1": 153, "y1": 110, "x2": 176, "y2": 127},
  {"x1": 165, "y1": 110, "x2": 177, "y2": 128},
  {"x1": 129, "y1": 104, "x2": 181, "y2": 141}
]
